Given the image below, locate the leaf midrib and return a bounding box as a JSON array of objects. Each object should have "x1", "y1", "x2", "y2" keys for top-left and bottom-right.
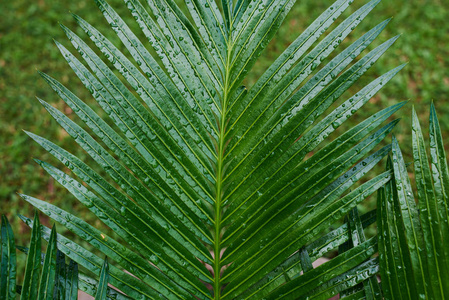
[{"x1": 213, "y1": 27, "x2": 235, "y2": 299}]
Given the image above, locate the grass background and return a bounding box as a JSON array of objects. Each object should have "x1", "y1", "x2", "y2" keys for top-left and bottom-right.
[{"x1": 1, "y1": 0, "x2": 448, "y2": 279}]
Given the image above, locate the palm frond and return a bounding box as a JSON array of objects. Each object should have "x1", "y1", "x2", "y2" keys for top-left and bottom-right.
[
  {"x1": 0, "y1": 213, "x2": 95, "y2": 299},
  {"x1": 378, "y1": 104, "x2": 449, "y2": 299},
  {"x1": 17, "y1": 0, "x2": 405, "y2": 298}
]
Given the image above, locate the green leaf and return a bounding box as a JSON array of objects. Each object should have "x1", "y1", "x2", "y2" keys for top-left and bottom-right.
[
  {"x1": 306, "y1": 258, "x2": 379, "y2": 300},
  {"x1": 95, "y1": 258, "x2": 109, "y2": 300},
  {"x1": 412, "y1": 107, "x2": 445, "y2": 298},
  {"x1": 391, "y1": 136, "x2": 430, "y2": 299},
  {"x1": 228, "y1": 0, "x2": 382, "y2": 135},
  {"x1": 65, "y1": 260, "x2": 79, "y2": 300},
  {"x1": 20, "y1": 191, "x2": 197, "y2": 299},
  {"x1": 228, "y1": 0, "x2": 350, "y2": 111},
  {"x1": 228, "y1": 0, "x2": 297, "y2": 91},
  {"x1": 227, "y1": 7, "x2": 389, "y2": 165},
  {"x1": 222, "y1": 170, "x2": 391, "y2": 299},
  {"x1": 241, "y1": 210, "x2": 378, "y2": 299},
  {"x1": 24, "y1": 130, "x2": 213, "y2": 295},
  {"x1": 222, "y1": 114, "x2": 401, "y2": 245},
  {"x1": 123, "y1": 0, "x2": 222, "y2": 132},
  {"x1": 378, "y1": 156, "x2": 415, "y2": 299},
  {"x1": 266, "y1": 239, "x2": 378, "y2": 299},
  {"x1": 17, "y1": 244, "x2": 123, "y2": 300},
  {"x1": 429, "y1": 103, "x2": 449, "y2": 297},
  {"x1": 220, "y1": 0, "x2": 232, "y2": 31},
  {"x1": 36, "y1": 97, "x2": 213, "y2": 262},
  {"x1": 146, "y1": 0, "x2": 223, "y2": 94},
  {"x1": 340, "y1": 289, "x2": 366, "y2": 300},
  {"x1": 19, "y1": 215, "x2": 176, "y2": 300},
  {"x1": 53, "y1": 250, "x2": 66, "y2": 299},
  {"x1": 20, "y1": 0, "x2": 405, "y2": 297},
  {"x1": 21, "y1": 211, "x2": 42, "y2": 300},
  {"x1": 380, "y1": 107, "x2": 449, "y2": 299},
  {"x1": 37, "y1": 225, "x2": 57, "y2": 300},
  {"x1": 222, "y1": 58, "x2": 404, "y2": 216},
  {"x1": 72, "y1": 13, "x2": 217, "y2": 179},
  {"x1": 299, "y1": 247, "x2": 313, "y2": 273},
  {"x1": 186, "y1": 0, "x2": 227, "y2": 64},
  {"x1": 59, "y1": 24, "x2": 215, "y2": 205},
  {"x1": 79, "y1": 0, "x2": 219, "y2": 155},
  {"x1": 78, "y1": 272, "x2": 129, "y2": 300},
  {"x1": 341, "y1": 208, "x2": 382, "y2": 299},
  {"x1": 39, "y1": 68, "x2": 214, "y2": 225},
  {"x1": 1, "y1": 215, "x2": 16, "y2": 300}
]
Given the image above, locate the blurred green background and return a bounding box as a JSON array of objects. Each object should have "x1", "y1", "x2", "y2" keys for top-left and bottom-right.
[{"x1": 1, "y1": 0, "x2": 448, "y2": 276}]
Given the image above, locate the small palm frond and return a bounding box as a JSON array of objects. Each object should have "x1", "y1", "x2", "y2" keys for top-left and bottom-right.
[
  {"x1": 0, "y1": 213, "x2": 103, "y2": 300},
  {"x1": 18, "y1": 0, "x2": 404, "y2": 298},
  {"x1": 378, "y1": 104, "x2": 449, "y2": 299},
  {"x1": 16, "y1": 214, "x2": 116, "y2": 299}
]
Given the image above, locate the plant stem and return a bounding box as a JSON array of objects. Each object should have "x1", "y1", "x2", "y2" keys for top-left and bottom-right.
[{"x1": 214, "y1": 38, "x2": 232, "y2": 300}]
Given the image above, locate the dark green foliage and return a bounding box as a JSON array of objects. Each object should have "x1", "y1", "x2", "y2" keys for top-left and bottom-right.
[
  {"x1": 21, "y1": 0, "x2": 403, "y2": 297},
  {"x1": 378, "y1": 104, "x2": 449, "y2": 299},
  {"x1": 21, "y1": 211, "x2": 41, "y2": 300},
  {"x1": 37, "y1": 225, "x2": 57, "y2": 300},
  {"x1": 0, "y1": 213, "x2": 90, "y2": 299},
  {"x1": 4, "y1": 0, "x2": 448, "y2": 299},
  {"x1": 95, "y1": 258, "x2": 109, "y2": 300}
]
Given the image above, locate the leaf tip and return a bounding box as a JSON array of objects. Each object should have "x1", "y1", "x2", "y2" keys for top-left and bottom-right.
[
  {"x1": 22, "y1": 130, "x2": 40, "y2": 143},
  {"x1": 36, "y1": 69, "x2": 46, "y2": 78},
  {"x1": 53, "y1": 38, "x2": 62, "y2": 47},
  {"x1": 430, "y1": 100, "x2": 436, "y2": 113},
  {"x1": 59, "y1": 23, "x2": 72, "y2": 36},
  {"x1": 33, "y1": 158, "x2": 44, "y2": 166},
  {"x1": 71, "y1": 13, "x2": 83, "y2": 24},
  {"x1": 17, "y1": 192, "x2": 27, "y2": 200},
  {"x1": 35, "y1": 96, "x2": 46, "y2": 105}
]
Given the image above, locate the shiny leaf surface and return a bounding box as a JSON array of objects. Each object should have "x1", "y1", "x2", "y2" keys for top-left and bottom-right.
[{"x1": 18, "y1": 0, "x2": 404, "y2": 298}]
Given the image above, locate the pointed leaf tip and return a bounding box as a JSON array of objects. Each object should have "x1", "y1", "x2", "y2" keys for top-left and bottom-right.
[
  {"x1": 23, "y1": 130, "x2": 38, "y2": 140},
  {"x1": 36, "y1": 97, "x2": 47, "y2": 106},
  {"x1": 33, "y1": 158, "x2": 44, "y2": 165}
]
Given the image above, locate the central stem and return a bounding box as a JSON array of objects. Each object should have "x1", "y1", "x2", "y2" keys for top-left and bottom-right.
[
  {"x1": 214, "y1": 134, "x2": 224, "y2": 298},
  {"x1": 214, "y1": 42, "x2": 232, "y2": 300},
  {"x1": 214, "y1": 105, "x2": 227, "y2": 298}
]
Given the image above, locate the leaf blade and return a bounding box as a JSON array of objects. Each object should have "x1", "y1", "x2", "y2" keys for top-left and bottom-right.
[
  {"x1": 37, "y1": 225, "x2": 57, "y2": 300},
  {"x1": 21, "y1": 211, "x2": 42, "y2": 300},
  {"x1": 1, "y1": 215, "x2": 16, "y2": 300},
  {"x1": 412, "y1": 107, "x2": 445, "y2": 298},
  {"x1": 392, "y1": 136, "x2": 430, "y2": 299},
  {"x1": 95, "y1": 258, "x2": 109, "y2": 300}
]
